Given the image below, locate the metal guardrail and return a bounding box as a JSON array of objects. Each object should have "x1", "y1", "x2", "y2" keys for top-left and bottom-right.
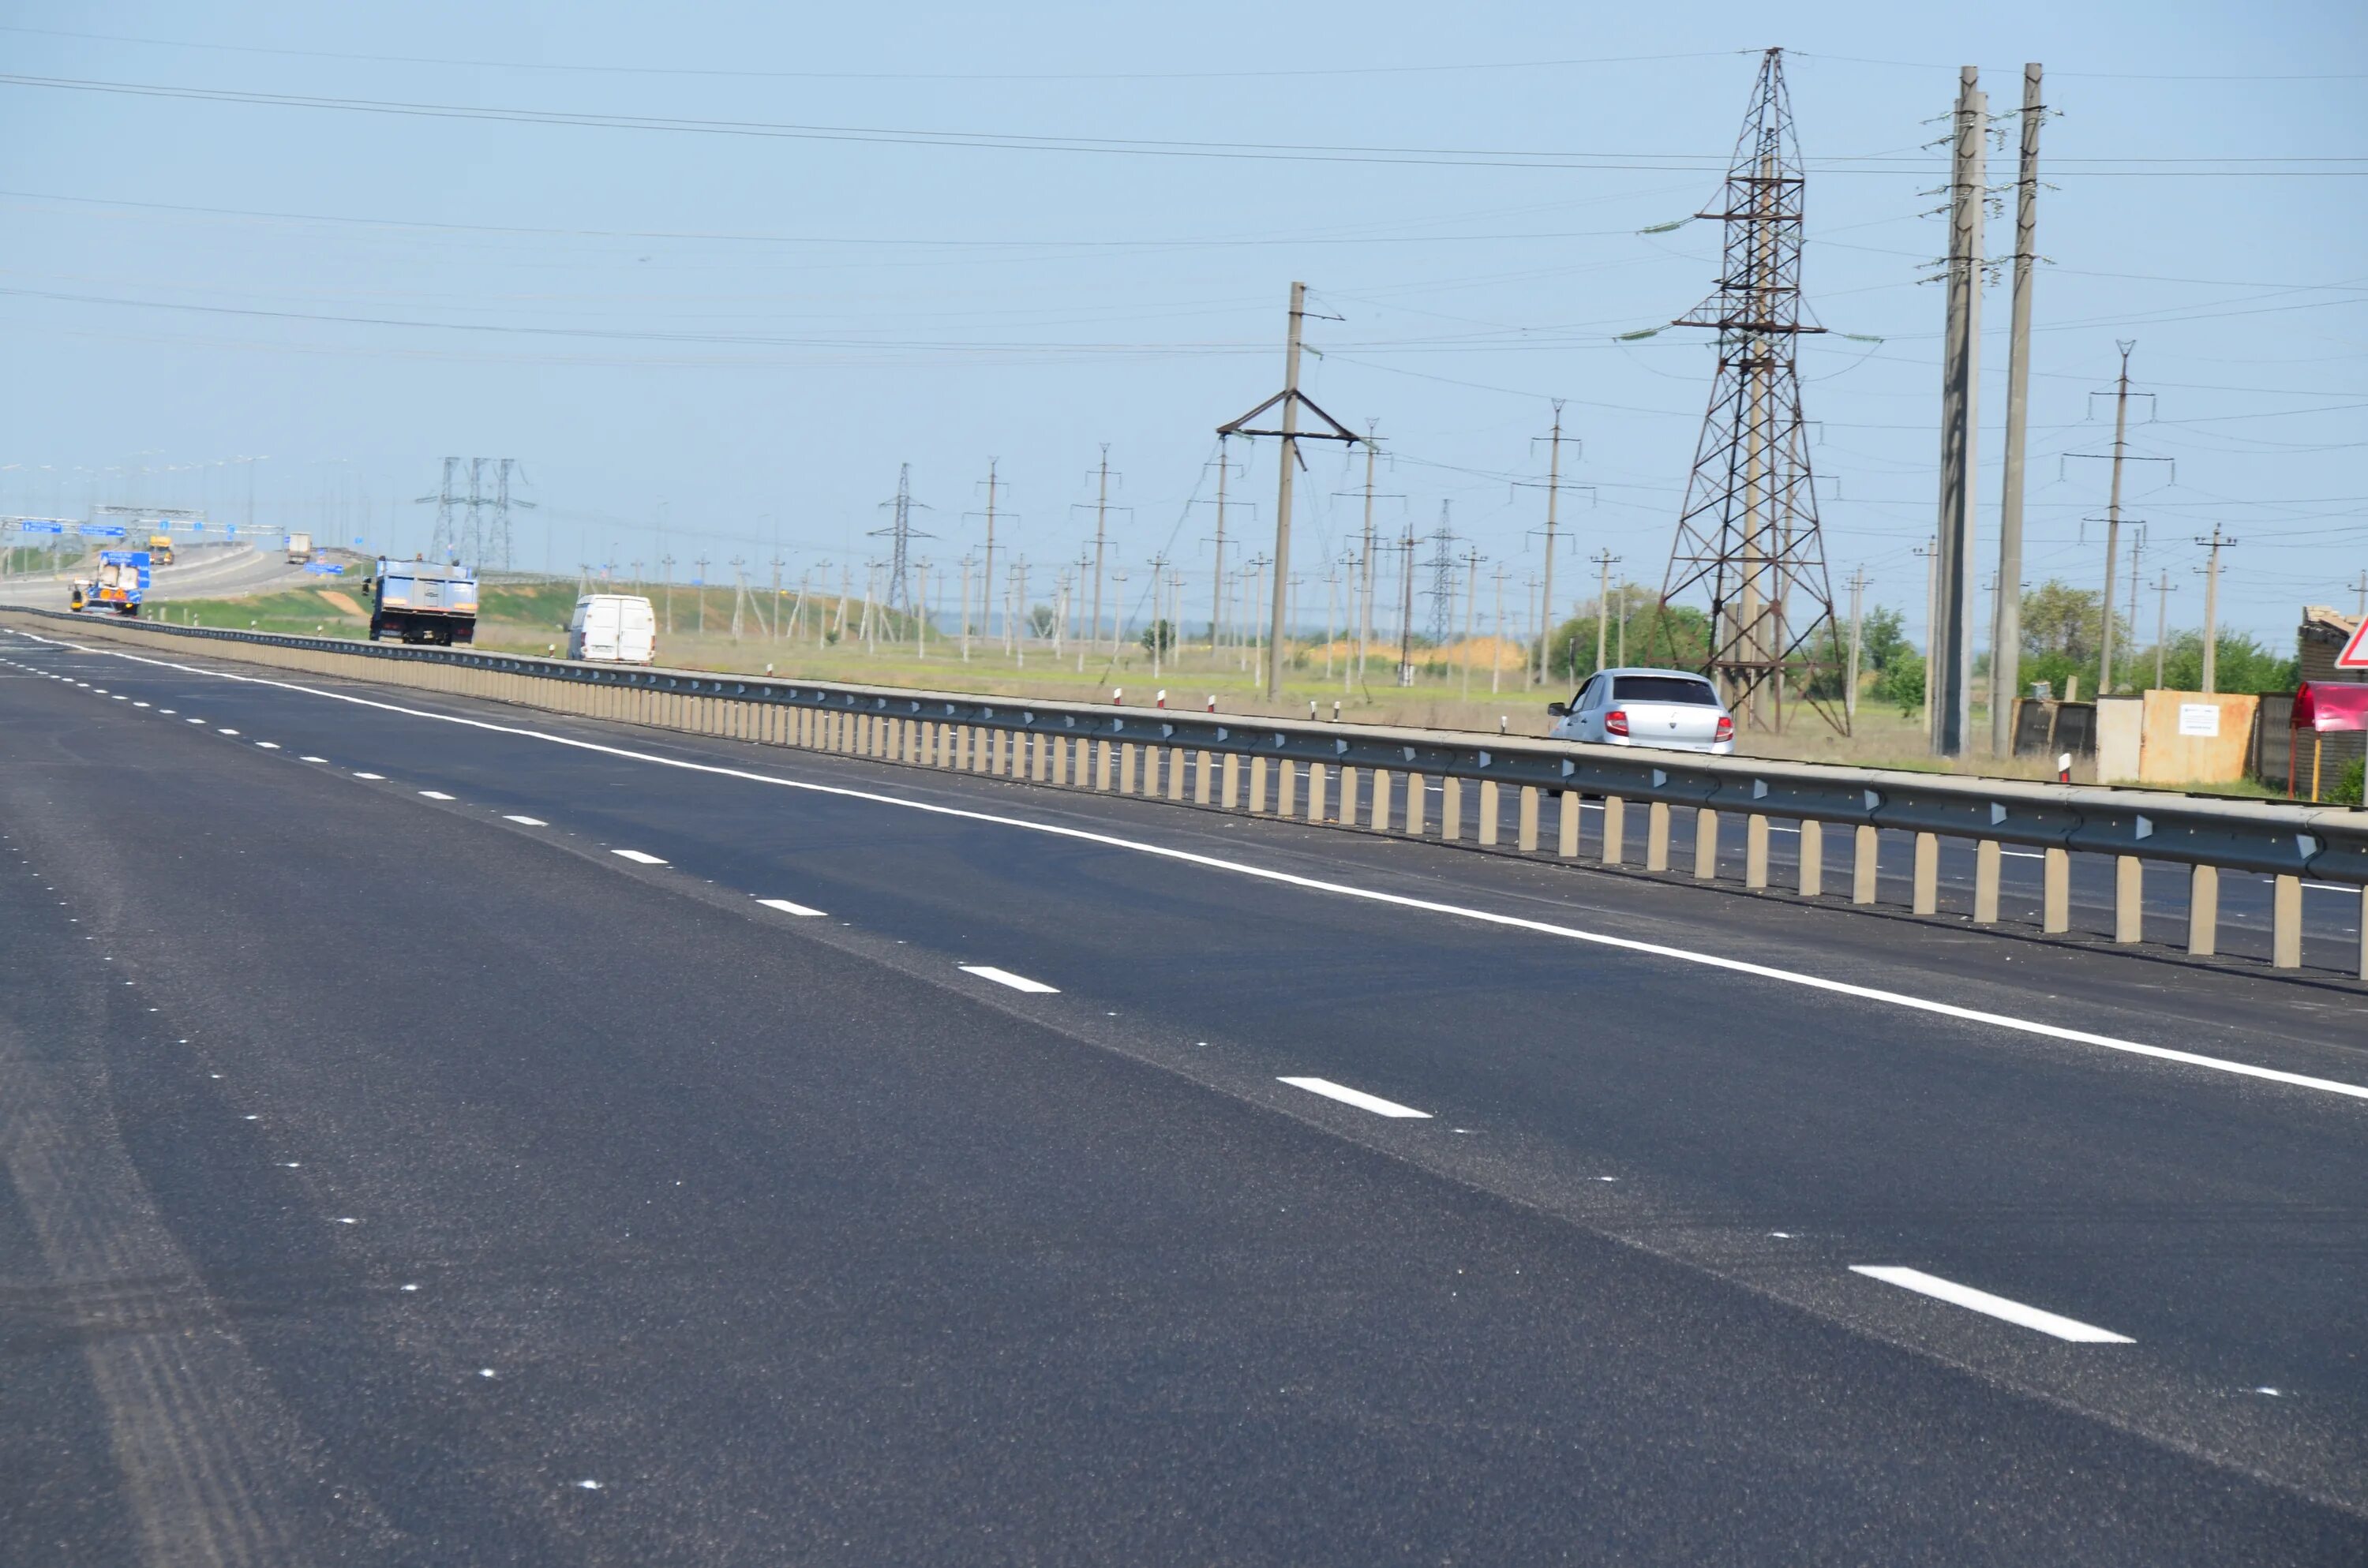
[{"x1": 9, "y1": 608, "x2": 2364, "y2": 975}]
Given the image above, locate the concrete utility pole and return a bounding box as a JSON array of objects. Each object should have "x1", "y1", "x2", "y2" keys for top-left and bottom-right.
[
  {"x1": 1591, "y1": 548, "x2": 1620, "y2": 676},
  {"x1": 1216, "y1": 282, "x2": 1358, "y2": 700},
  {"x1": 2350, "y1": 570, "x2": 2367, "y2": 620},
  {"x1": 1088, "y1": 444, "x2": 1111, "y2": 664},
  {"x1": 978, "y1": 461, "x2": 1002, "y2": 654},
  {"x1": 2194, "y1": 524, "x2": 2237, "y2": 694},
  {"x1": 1991, "y1": 62, "x2": 2043, "y2": 753},
  {"x1": 2100, "y1": 341, "x2": 2137, "y2": 694},
  {"x1": 695, "y1": 556, "x2": 711, "y2": 634},
  {"x1": 1490, "y1": 563, "x2": 1511, "y2": 694},
  {"x1": 1396, "y1": 516, "x2": 1419, "y2": 686},
  {"x1": 958, "y1": 553, "x2": 975, "y2": 661},
  {"x1": 1914, "y1": 537, "x2": 1939, "y2": 735},
  {"x1": 729, "y1": 558, "x2": 746, "y2": 642},
  {"x1": 1459, "y1": 543, "x2": 1486, "y2": 700},
  {"x1": 1931, "y1": 64, "x2": 1986, "y2": 758},
  {"x1": 2152, "y1": 568, "x2": 2177, "y2": 690},
  {"x1": 1210, "y1": 437, "x2": 1231, "y2": 668},
  {"x1": 1845, "y1": 567, "x2": 1869, "y2": 727},
  {"x1": 1268, "y1": 286, "x2": 1304, "y2": 699},
  {"x1": 1537, "y1": 401, "x2": 1566, "y2": 687},
  {"x1": 1358, "y1": 423, "x2": 1378, "y2": 683}
]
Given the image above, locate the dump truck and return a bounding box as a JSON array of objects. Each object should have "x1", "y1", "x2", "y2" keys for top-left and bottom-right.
[
  {"x1": 286, "y1": 531, "x2": 313, "y2": 564},
  {"x1": 148, "y1": 532, "x2": 174, "y2": 566},
  {"x1": 369, "y1": 557, "x2": 478, "y2": 645},
  {"x1": 70, "y1": 550, "x2": 148, "y2": 616}
]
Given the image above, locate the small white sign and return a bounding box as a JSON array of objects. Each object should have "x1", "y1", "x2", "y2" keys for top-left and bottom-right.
[{"x1": 2178, "y1": 702, "x2": 2220, "y2": 738}]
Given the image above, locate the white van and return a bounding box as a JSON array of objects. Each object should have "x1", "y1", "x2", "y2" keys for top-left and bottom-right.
[{"x1": 567, "y1": 593, "x2": 658, "y2": 664}]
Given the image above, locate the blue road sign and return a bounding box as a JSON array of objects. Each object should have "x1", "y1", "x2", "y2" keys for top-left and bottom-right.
[
  {"x1": 79, "y1": 523, "x2": 127, "y2": 537},
  {"x1": 18, "y1": 520, "x2": 64, "y2": 535},
  {"x1": 305, "y1": 561, "x2": 345, "y2": 574}
]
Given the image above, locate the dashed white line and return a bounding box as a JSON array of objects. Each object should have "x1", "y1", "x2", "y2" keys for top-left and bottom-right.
[
  {"x1": 418, "y1": 791, "x2": 455, "y2": 801},
  {"x1": 219, "y1": 728, "x2": 240, "y2": 735},
  {"x1": 611, "y1": 848, "x2": 668, "y2": 865},
  {"x1": 503, "y1": 814, "x2": 547, "y2": 826},
  {"x1": 756, "y1": 897, "x2": 827, "y2": 918},
  {"x1": 1849, "y1": 1266, "x2": 2134, "y2": 1343},
  {"x1": 299, "y1": 754, "x2": 327, "y2": 762},
  {"x1": 352, "y1": 772, "x2": 385, "y2": 780},
  {"x1": 255, "y1": 741, "x2": 280, "y2": 750},
  {"x1": 185, "y1": 717, "x2": 205, "y2": 724},
  {"x1": 1278, "y1": 1076, "x2": 1433, "y2": 1119},
  {"x1": 959, "y1": 964, "x2": 1059, "y2": 994}
]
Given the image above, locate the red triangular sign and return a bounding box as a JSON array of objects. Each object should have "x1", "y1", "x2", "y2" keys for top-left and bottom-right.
[{"x1": 2340, "y1": 615, "x2": 2368, "y2": 670}]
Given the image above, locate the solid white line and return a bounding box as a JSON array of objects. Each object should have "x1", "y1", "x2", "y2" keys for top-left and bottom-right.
[
  {"x1": 418, "y1": 790, "x2": 455, "y2": 801},
  {"x1": 611, "y1": 848, "x2": 667, "y2": 865},
  {"x1": 959, "y1": 964, "x2": 1059, "y2": 994},
  {"x1": 40, "y1": 632, "x2": 2368, "y2": 1106},
  {"x1": 503, "y1": 814, "x2": 547, "y2": 826},
  {"x1": 1849, "y1": 1266, "x2": 2134, "y2": 1343},
  {"x1": 756, "y1": 896, "x2": 827, "y2": 917},
  {"x1": 1278, "y1": 1076, "x2": 1432, "y2": 1119}
]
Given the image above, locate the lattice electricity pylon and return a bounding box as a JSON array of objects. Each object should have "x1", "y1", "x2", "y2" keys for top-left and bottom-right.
[
  {"x1": 414, "y1": 457, "x2": 463, "y2": 561},
  {"x1": 1654, "y1": 47, "x2": 1849, "y2": 735},
  {"x1": 871, "y1": 462, "x2": 933, "y2": 613}
]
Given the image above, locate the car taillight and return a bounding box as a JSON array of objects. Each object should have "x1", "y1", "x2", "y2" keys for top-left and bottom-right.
[
  {"x1": 1715, "y1": 715, "x2": 1734, "y2": 742},
  {"x1": 1604, "y1": 709, "x2": 1629, "y2": 737}
]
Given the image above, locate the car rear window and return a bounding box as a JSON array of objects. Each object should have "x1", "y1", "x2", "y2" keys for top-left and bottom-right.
[{"x1": 1613, "y1": 675, "x2": 1720, "y2": 705}]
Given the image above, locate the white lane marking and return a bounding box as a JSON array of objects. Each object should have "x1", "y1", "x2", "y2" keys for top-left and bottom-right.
[
  {"x1": 959, "y1": 964, "x2": 1059, "y2": 994},
  {"x1": 132, "y1": 701, "x2": 148, "y2": 707},
  {"x1": 503, "y1": 814, "x2": 547, "y2": 825},
  {"x1": 757, "y1": 897, "x2": 827, "y2": 917},
  {"x1": 1279, "y1": 1076, "x2": 1433, "y2": 1119},
  {"x1": 352, "y1": 772, "x2": 385, "y2": 780},
  {"x1": 219, "y1": 728, "x2": 239, "y2": 735},
  {"x1": 159, "y1": 708, "x2": 174, "y2": 713},
  {"x1": 1849, "y1": 1266, "x2": 2134, "y2": 1344},
  {"x1": 418, "y1": 790, "x2": 455, "y2": 801},
  {"x1": 300, "y1": 754, "x2": 327, "y2": 762},
  {"x1": 44, "y1": 634, "x2": 2368, "y2": 1105},
  {"x1": 255, "y1": 741, "x2": 280, "y2": 749},
  {"x1": 611, "y1": 848, "x2": 668, "y2": 865},
  {"x1": 111, "y1": 694, "x2": 126, "y2": 700},
  {"x1": 185, "y1": 717, "x2": 205, "y2": 724}
]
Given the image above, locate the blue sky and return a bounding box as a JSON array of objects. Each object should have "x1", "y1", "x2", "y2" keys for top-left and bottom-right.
[{"x1": 2, "y1": 1, "x2": 2361, "y2": 645}]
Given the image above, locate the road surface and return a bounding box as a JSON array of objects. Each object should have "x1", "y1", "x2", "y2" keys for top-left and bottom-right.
[{"x1": 3, "y1": 626, "x2": 2363, "y2": 1566}]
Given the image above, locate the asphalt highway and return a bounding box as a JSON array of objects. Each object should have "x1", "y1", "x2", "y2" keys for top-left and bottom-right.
[{"x1": 4, "y1": 627, "x2": 2365, "y2": 1566}]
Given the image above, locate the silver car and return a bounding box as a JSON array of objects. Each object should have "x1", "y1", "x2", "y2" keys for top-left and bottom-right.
[{"x1": 1548, "y1": 667, "x2": 1736, "y2": 754}]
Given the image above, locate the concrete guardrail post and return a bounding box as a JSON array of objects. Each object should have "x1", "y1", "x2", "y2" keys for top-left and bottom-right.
[
  {"x1": 1745, "y1": 813, "x2": 1770, "y2": 889},
  {"x1": 1222, "y1": 753, "x2": 1240, "y2": 809},
  {"x1": 1406, "y1": 773, "x2": 1426, "y2": 836},
  {"x1": 1854, "y1": 825, "x2": 1879, "y2": 904},
  {"x1": 2043, "y1": 848, "x2": 2070, "y2": 931},
  {"x1": 1518, "y1": 786, "x2": 1539, "y2": 851},
  {"x1": 1195, "y1": 748, "x2": 1214, "y2": 804},
  {"x1": 1647, "y1": 802, "x2": 1670, "y2": 871},
  {"x1": 1442, "y1": 778, "x2": 1463, "y2": 842},
  {"x1": 2272, "y1": 875, "x2": 2302, "y2": 968},
  {"x1": 1371, "y1": 769, "x2": 1392, "y2": 831},
  {"x1": 1278, "y1": 759, "x2": 1298, "y2": 818},
  {"x1": 1913, "y1": 832, "x2": 1940, "y2": 915},
  {"x1": 1557, "y1": 791, "x2": 1580, "y2": 858},
  {"x1": 1602, "y1": 795, "x2": 1624, "y2": 866},
  {"x1": 1478, "y1": 780, "x2": 1500, "y2": 846},
  {"x1": 1694, "y1": 808, "x2": 1719, "y2": 880},
  {"x1": 1973, "y1": 840, "x2": 2001, "y2": 923},
  {"x1": 1097, "y1": 739, "x2": 1114, "y2": 791},
  {"x1": 2115, "y1": 856, "x2": 2144, "y2": 943},
  {"x1": 1797, "y1": 819, "x2": 1823, "y2": 897},
  {"x1": 1337, "y1": 766, "x2": 1357, "y2": 826},
  {"x1": 2186, "y1": 864, "x2": 2218, "y2": 956},
  {"x1": 1166, "y1": 747, "x2": 1186, "y2": 801},
  {"x1": 1306, "y1": 762, "x2": 1328, "y2": 823},
  {"x1": 1248, "y1": 754, "x2": 1268, "y2": 812}
]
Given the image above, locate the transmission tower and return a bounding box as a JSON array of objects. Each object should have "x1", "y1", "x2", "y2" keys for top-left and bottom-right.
[
  {"x1": 414, "y1": 457, "x2": 463, "y2": 561},
  {"x1": 1656, "y1": 47, "x2": 1848, "y2": 734},
  {"x1": 871, "y1": 463, "x2": 933, "y2": 613},
  {"x1": 491, "y1": 458, "x2": 534, "y2": 573},
  {"x1": 1422, "y1": 503, "x2": 1459, "y2": 645}
]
